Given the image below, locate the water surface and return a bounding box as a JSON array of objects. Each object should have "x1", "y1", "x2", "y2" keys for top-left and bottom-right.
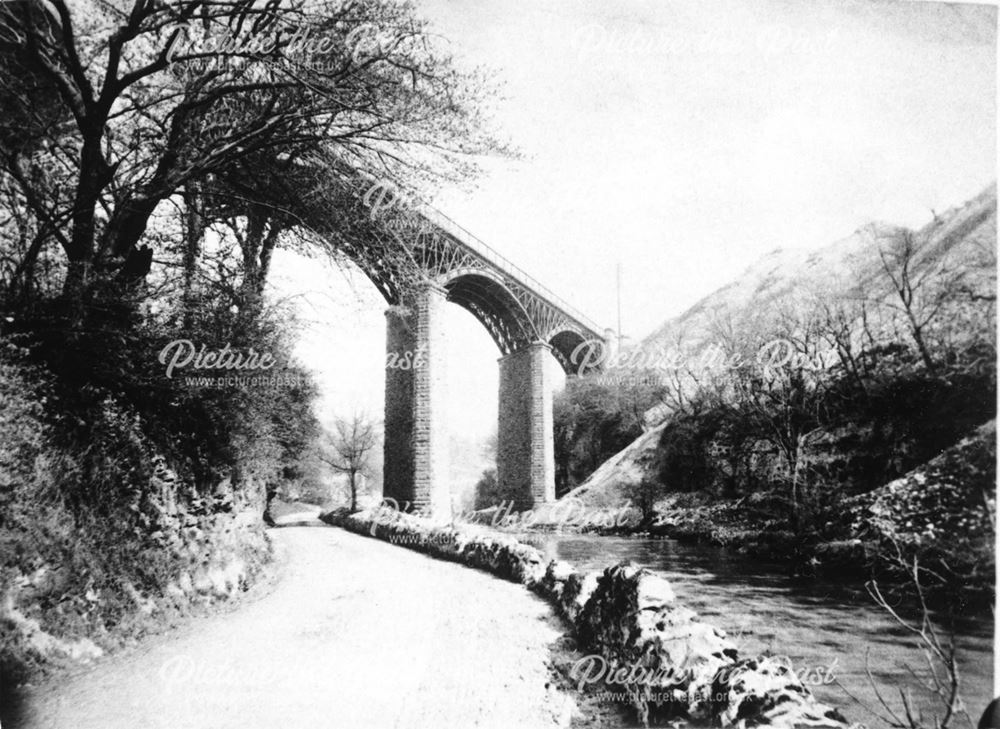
[{"x1": 534, "y1": 534, "x2": 993, "y2": 728}]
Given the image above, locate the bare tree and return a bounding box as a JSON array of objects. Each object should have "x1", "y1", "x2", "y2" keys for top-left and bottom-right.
[
  {"x1": 864, "y1": 580, "x2": 971, "y2": 729},
  {"x1": 651, "y1": 326, "x2": 718, "y2": 420},
  {"x1": 808, "y1": 275, "x2": 876, "y2": 402},
  {"x1": 320, "y1": 412, "x2": 378, "y2": 512},
  {"x1": 725, "y1": 302, "x2": 830, "y2": 521},
  {"x1": 869, "y1": 226, "x2": 965, "y2": 372},
  {"x1": 840, "y1": 543, "x2": 975, "y2": 729},
  {"x1": 0, "y1": 0, "x2": 504, "y2": 303}
]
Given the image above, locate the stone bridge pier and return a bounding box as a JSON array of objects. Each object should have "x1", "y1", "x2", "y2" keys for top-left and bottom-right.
[
  {"x1": 497, "y1": 342, "x2": 555, "y2": 510},
  {"x1": 383, "y1": 282, "x2": 451, "y2": 516}
]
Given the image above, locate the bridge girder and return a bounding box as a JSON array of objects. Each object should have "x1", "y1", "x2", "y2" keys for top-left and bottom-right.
[
  {"x1": 373, "y1": 223, "x2": 606, "y2": 374},
  {"x1": 274, "y1": 169, "x2": 606, "y2": 373}
]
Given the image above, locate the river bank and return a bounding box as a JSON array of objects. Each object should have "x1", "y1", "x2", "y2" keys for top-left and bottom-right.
[
  {"x1": 475, "y1": 495, "x2": 901, "y2": 591},
  {"x1": 542, "y1": 420, "x2": 997, "y2": 603},
  {"x1": 633, "y1": 493, "x2": 870, "y2": 578}
]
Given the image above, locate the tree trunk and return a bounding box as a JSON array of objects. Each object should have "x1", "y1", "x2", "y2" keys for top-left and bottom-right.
[
  {"x1": 905, "y1": 311, "x2": 936, "y2": 372},
  {"x1": 62, "y1": 135, "x2": 105, "y2": 301},
  {"x1": 238, "y1": 205, "x2": 283, "y2": 324},
  {"x1": 9, "y1": 230, "x2": 48, "y2": 304},
  {"x1": 780, "y1": 439, "x2": 801, "y2": 529},
  {"x1": 62, "y1": 259, "x2": 92, "y2": 304},
  {"x1": 105, "y1": 194, "x2": 162, "y2": 262},
  {"x1": 181, "y1": 183, "x2": 204, "y2": 328}
]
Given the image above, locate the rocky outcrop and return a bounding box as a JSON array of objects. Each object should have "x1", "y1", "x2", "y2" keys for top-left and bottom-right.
[
  {"x1": 848, "y1": 420, "x2": 995, "y2": 546},
  {"x1": 560, "y1": 424, "x2": 667, "y2": 509},
  {"x1": 323, "y1": 508, "x2": 848, "y2": 728},
  {"x1": 845, "y1": 419, "x2": 995, "y2": 593},
  {"x1": 1, "y1": 453, "x2": 271, "y2": 684}
]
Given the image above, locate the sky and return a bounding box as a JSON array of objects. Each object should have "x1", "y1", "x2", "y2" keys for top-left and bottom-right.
[
  {"x1": 278, "y1": 0, "x2": 997, "y2": 467},
  {"x1": 422, "y1": 0, "x2": 996, "y2": 339}
]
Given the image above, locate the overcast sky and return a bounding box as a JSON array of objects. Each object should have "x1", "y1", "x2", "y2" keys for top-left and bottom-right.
[
  {"x1": 281, "y1": 0, "x2": 996, "y2": 459},
  {"x1": 422, "y1": 0, "x2": 996, "y2": 338}
]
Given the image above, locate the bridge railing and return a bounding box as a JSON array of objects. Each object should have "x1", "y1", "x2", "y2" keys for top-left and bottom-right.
[{"x1": 416, "y1": 203, "x2": 606, "y2": 338}]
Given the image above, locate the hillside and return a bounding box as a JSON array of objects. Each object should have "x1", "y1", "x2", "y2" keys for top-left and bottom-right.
[
  {"x1": 640, "y1": 183, "x2": 996, "y2": 359},
  {"x1": 560, "y1": 183, "x2": 996, "y2": 510}
]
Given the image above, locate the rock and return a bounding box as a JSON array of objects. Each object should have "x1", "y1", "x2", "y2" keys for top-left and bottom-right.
[
  {"x1": 538, "y1": 559, "x2": 576, "y2": 602},
  {"x1": 712, "y1": 657, "x2": 847, "y2": 728},
  {"x1": 636, "y1": 572, "x2": 676, "y2": 609},
  {"x1": 560, "y1": 571, "x2": 599, "y2": 624}
]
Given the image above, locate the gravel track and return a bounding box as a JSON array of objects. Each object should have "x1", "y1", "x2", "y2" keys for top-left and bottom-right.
[{"x1": 15, "y1": 524, "x2": 576, "y2": 729}]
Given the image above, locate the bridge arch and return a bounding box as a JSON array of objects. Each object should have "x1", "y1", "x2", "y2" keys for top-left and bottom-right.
[
  {"x1": 547, "y1": 328, "x2": 609, "y2": 375},
  {"x1": 437, "y1": 269, "x2": 536, "y2": 355}
]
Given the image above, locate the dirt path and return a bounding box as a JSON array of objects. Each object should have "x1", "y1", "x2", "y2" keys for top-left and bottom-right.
[{"x1": 15, "y1": 524, "x2": 577, "y2": 729}]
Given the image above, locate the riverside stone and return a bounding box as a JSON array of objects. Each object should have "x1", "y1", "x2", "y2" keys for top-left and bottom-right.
[{"x1": 712, "y1": 657, "x2": 849, "y2": 728}]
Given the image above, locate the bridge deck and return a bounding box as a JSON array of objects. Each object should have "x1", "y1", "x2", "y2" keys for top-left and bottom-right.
[{"x1": 417, "y1": 203, "x2": 605, "y2": 342}]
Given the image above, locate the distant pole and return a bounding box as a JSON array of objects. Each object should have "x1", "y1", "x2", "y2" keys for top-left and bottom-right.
[{"x1": 616, "y1": 262, "x2": 623, "y2": 350}]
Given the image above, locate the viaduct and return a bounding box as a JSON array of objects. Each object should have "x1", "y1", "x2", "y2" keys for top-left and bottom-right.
[{"x1": 296, "y1": 178, "x2": 610, "y2": 517}]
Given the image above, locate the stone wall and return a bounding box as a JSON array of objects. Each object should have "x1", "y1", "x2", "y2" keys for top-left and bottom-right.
[
  {"x1": 1, "y1": 457, "x2": 271, "y2": 685},
  {"x1": 322, "y1": 508, "x2": 849, "y2": 728}
]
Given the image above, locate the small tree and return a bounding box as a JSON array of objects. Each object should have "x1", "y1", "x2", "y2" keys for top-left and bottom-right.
[
  {"x1": 320, "y1": 412, "x2": 377, "y2": 512},
  {"x1": 472, "y1": 468, "x2": 499, "y2": 510},
  {"x1": 852, "y1": 551, "x2": 975, "y2": 729},
  {"x1": 626, "y1": 476, "x2": 664, "y2": 525},
  {"x1": 869, "y1": 226, "x2": 967, "y2": 373},
  {"x1": 717, "y1": 303, "x2": 830, "y2": 524}
]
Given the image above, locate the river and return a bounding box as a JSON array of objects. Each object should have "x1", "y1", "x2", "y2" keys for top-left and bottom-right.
[{"x1": 532, "y1": 534, "x2": 993, "y2": 729}]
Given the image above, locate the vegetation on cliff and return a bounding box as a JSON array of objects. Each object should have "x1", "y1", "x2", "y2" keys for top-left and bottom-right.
[{"x1": 553, "y1": 185, "x2": 996, "y2": 598}]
